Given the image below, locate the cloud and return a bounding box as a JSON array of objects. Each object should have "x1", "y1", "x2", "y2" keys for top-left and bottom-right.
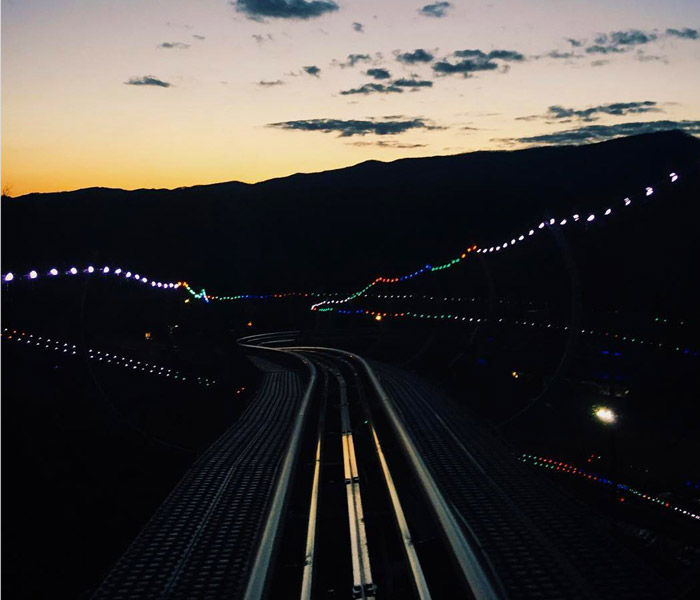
[
  {"x1": 396, "y1": 49, "x2": 434, "y2": 64},
  {"x1": 453, "y1": 48, "x2": 524, "y2": 62},
  {"x1": 158, "y1": 42, "x2": 190, "y2": 49},
  {"x1": 591, "y1": 59, "x2": 609, "y2": 67},
  {"x1": 567, "y1": 38, "x2": 584, "y2": 47},
  {"x1": 366, "y1": 68, "x2": 391, "y2": 80},
  {"x1": 193, "y1": 34, "x2": 206, "y2": 40},
  {"x1": 267, "y1": 116, "x2": 441, "y2": 136},
  {"x1": 544, "y1": 50, "x2": 578, "y2": 60},
  {"x1": 335, "y1": 53, "x2": 373, "y2": 68},
  {"x1": 518, "y1": 101, "x2": 662, "y2": 123},
  {"x1": 303, "y1": 65, "x2": 321, "y2": 76},
  {"x1": 419, "y1": 2, "x2": 452, "y2": 18},
  {"x1": 585, "y1": 29, "x2": 658, "y2": 54},
  {"x1": 393, "y1": 77, "x2": 433, "y2": 88},
  {"x1": 124, "y1": 75, "x2": 172, "y2": 88},
  {"x1": 231, "y1": 0, "x2": 339, "y2": 20},
  {"x1": 258, "y1": 79, "x2": 285, "y2": 87},
  {"x1": 666, "y1": 27, "x2": 699, "y2": 40},
  {"x1": 635, "y1": 51, "x2": 668, "y2": 64},
  {"x1": 339, "y1": 82, "x2": 403, "y2": 95},
  {"x1": 253, "y1": 33, "x2": 275, "y2": 44},
  {"x1": 433, "y1": 58, "x2": 498, "y2": 75},
  {"x1": 349, "y1": 140, "x2": 427, "y2": 148},
  {"x1": 353, "y1": 22, "x2": 364, "y2": 33},
  {"x1": 502, "y1": 120, "x2": 700, "y2": 146}
]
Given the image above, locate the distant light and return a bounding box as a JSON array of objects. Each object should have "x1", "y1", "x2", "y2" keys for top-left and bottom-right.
[
  {"x1": 670, "y1": 172, "x2": 678, "y2": 182},
  {"x1": 87, "y1": 266, "x2": 95, "y2": 273},
  {"x1": 538, "y1": 222, "x2": 545, "y2": 229},
  {"x1": 593, "y1": 406, "x2": 617, "y2": 425},
  {"x1": 126, "y1": 271, "x2": 132, "y2": 278},
  {"x1": 511, "y1": 371, "x2": 519, "y2": 379},
  {"x1": 103, "y1": 266, "x2": 109, "y2": 274},
  {"x1": 560, "y1": 219, "x2": 567, "y2": 225},
  {"x1": 4, "y1": 273, "x2": 13, "y2": 282},
  {"x1": 573, "y1": 214, "x2": 580, "y2": 221},
  {"x1": 185, "y1": 298, "x2": 191, "y2": 304},
  {"x1": 49, "y1": 268, "x2": 58, "y2": 276},
  {"x1": 375, "y1": 314, "x2": 382, "y2": 321},
  {"x1": 134, "y1": 274, "x2": 140, "y2": 280},
  {"x1": 142, "y1": 277, "x2": 148, "y2": 283},
  {"x1": 587, "y1": 214, "x2": 595, "y2": 222},
  {"x1": 247, "y1": 321, "x2": 253, "y2": 327},
  {"x1": 624, "y1": 197, "x2": 631, "y2": 206},
  {"x1": 69, "y1": 267, "x2": 78, "y2": 275},
  {"x1": 151, "y1": 281, "x2": 156, "y2": 287},
  {"x1": 528, "y1": 229, "x2": 534, "y2": 236},
  {"x1": 518, "y1": 235, "x2": 524, "y2": 241},
  {"x1": 604, "y1": 208, "x2": 612, "y2": 216},
  {"x1": 549, "y1": 218, "x2": 555, "y2": 225},
  {"x1": 645, "y1": 186, "x2": 654, "y2": 196},
  {"x1": 115, "y1": 268, "x2": 122, "y2": 274},
  {"x1": 29, "y1": 270, "x2": 38, "y2": 279}
]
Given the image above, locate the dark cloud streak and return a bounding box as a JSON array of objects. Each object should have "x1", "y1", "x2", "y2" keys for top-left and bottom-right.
[
  {"x1": 268, "y1": 117, "x2": 441, "y2": 137},
  {"x1": 232, "y1": 0, "x2": 338, "y2": 21},
  {"x1": 419, "y1": 2, "x2": 452, "y2": 18},
  {"x1": 124, "y1": 75, "x2": 172, "y2": 88}
]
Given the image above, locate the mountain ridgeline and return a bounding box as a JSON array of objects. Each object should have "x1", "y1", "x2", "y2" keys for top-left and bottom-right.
[{"x1": 3, "y1": 131, "x2": 700, "y2": 314}]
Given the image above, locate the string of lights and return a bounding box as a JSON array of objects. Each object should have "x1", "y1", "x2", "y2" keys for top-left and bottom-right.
[
  {"x1": 1, "y1": 264, "x2": 183, "y2": 291},
  {"x1": 310, "y1": 171, "x2": 682, "y2": 311},
  {"x1": 313, "y1": 306, "x2": 698, "y2": 357},
  {"x1": 520, "y1": 453, "x2": 700, "y2": 522},
  {"x1": 0, "y1": 170, "x2": 687, "y2": 308},
  {"x1": 1, "y1": 328, "x2": 217, "y2": 386}
]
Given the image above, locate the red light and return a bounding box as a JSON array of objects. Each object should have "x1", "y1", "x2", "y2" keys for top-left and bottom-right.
[{"x1": 619, "y1": 497, "x2": 625, "y2": 502}]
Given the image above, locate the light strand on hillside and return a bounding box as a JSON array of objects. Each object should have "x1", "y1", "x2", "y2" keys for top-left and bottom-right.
[
  {"x1": 520, "y1": 453, "x2": 700, "y2": 521},
  {"x1": 2, "y1": 327, "x2": 217, "y2": 386}
]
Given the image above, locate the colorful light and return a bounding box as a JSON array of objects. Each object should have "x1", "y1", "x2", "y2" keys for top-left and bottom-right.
[{"x1": 593, "y1": 406, "x2": 617, "y2": 425}]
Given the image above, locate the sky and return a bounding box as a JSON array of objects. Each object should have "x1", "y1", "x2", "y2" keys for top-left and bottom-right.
[{"x1": 2, "y1": 0, "x2": 699, "y2": 196}]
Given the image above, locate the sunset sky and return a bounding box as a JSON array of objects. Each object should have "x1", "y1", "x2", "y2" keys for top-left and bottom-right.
[{"x1": 2, "y1": 0, "x2": 699, "y2": 196}]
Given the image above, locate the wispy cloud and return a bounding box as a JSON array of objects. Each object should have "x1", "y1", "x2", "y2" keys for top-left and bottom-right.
[
  {"x1": 353, "y1": 22, "x2": 364, "y2": 33},
  {"x1": 396, "y1": 49, "x2": 434, "y2": 64},
  {"x1": 268, "y1": 116, "x2": 441, "y2": 136},
  {"x1": 124, "y1": 75, "x2": 172, "y2": 88},
  {"x1": 252, "y1": 33, "x2": 274, "y2": 44},
  {"x1": 258, "y1": 79, "x2": 285, "y2": 87},
  {"x1": 666, "y1": 27, "x2": 699, "y2": 40},
  {"x1": 158, "y1": 42, "x2": 190, "y2": 50},
  {"x1": 232, "y1": 0, "x2": 339, "y2": 20},
  {"x1": 339, "y1": 82, "x2": 403, "y2": 95},
  {"x1": 349, "y1": 140, "x2": 427, "y2": 148},
  {"x1": 192, "y1": 34, "x2": 206, "y2": 41},
  {"x1": 303, "y1": 65, "x2": 321, "y2": 76},
  {"x1": 517, "y1": 101, "x2": 662, "y2": 123},
  {"x1": 433, "y1": 48, "x2": 525, "y2": 76},
  {"x1": 333, "y1": 53, "x2": 378, "y2": 68},
  {"x1": 502, "y1": 120, "x2": 700, "y2": 146},
  {"x1": 393, "y1": 77, "x2": 433, "y2": 88},
  {"x1": 419, "y1": 2, "x2": 452, "y2": 18}
]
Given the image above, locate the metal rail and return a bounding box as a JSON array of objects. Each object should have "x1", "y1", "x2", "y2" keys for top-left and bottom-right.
[
  {"x1": 239, "y1": 345, "x2": 317, "y2": 600},
  {"x1": 284, "y1": 345, "x2": 501, "y2": 600}
]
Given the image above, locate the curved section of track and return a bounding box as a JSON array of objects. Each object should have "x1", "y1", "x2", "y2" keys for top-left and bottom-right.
[{"x1": 92, "y1": 366, "x2": 312, "y2": 600}]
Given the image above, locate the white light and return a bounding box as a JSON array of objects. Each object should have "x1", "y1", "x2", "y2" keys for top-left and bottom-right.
[
  {"x1": 670, "y1": 172, "x2": 678, "y2": 182},
  {"x1": 151, "y1": 281, "x2": 156, "y2": 287},
  {"x1": 49, "y1": 268, "x2": 58, "y2": 276},
  {"x1": 142, "y1": 277, "x2": 148, "y2": 283},
  {"x1": 604, "y1": 208, "x2": 612, "y2": 216},
  {"x1": 528, "y1": 229, "x2": 534, "y2": 236},
  {"x1": 645, "y1": 186, "x2": 653, "y2": 196},
  {"x1": 560, "y1": 219, "x2": 567, "y2": 225},
  {"x1": 511, "y1": 238, "x2": 516, "y2": 245},
  {"x1": 624, "y1": 197, "x2": 631, "y2": 206},
  {"x1": 87, "y1": 266, "x2": 95, "y2": 273},
  {"x1": 594, "y1": 406, "x2": 617, "y2": 425},
  {"x1": 518, "y1": 235, "x2": 524, "y2": 241},
  {"x1": 4, "y1": 273, "x2": 14, "y2": 282},
  {"x1": 115, "y1": 268, "x2": 122, "y2": 275},
  {"x1": 549, "y1": 218, "x2": 555, "y2": 225},
  {"x1": 69, "y1": 267, "x2": 78, "y2": 275},
  {"x1": 29, "y1": 270, "x2": 38, "y2": 279},
  {"x1": 538, "y1": 222, "x2": 545, "y2": 229},
  {"x1": 103, "y1": 266, "x2": 110, "y2": 274},
  {"x1": 126, "y1": 272, "x2": 132, "y2": 278},
  {"x1": 573, "y1": 214, "x2": 579, "y2": 221},
  {"x1": 587, "y1": 214, "x2": 595, "y2": 222},
  {"x1": 134, "y1": 274, "x2": 140, "y2": 280},
  {"x1": 157, "y1": 282, "x2": 162, "y2": 288}
]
